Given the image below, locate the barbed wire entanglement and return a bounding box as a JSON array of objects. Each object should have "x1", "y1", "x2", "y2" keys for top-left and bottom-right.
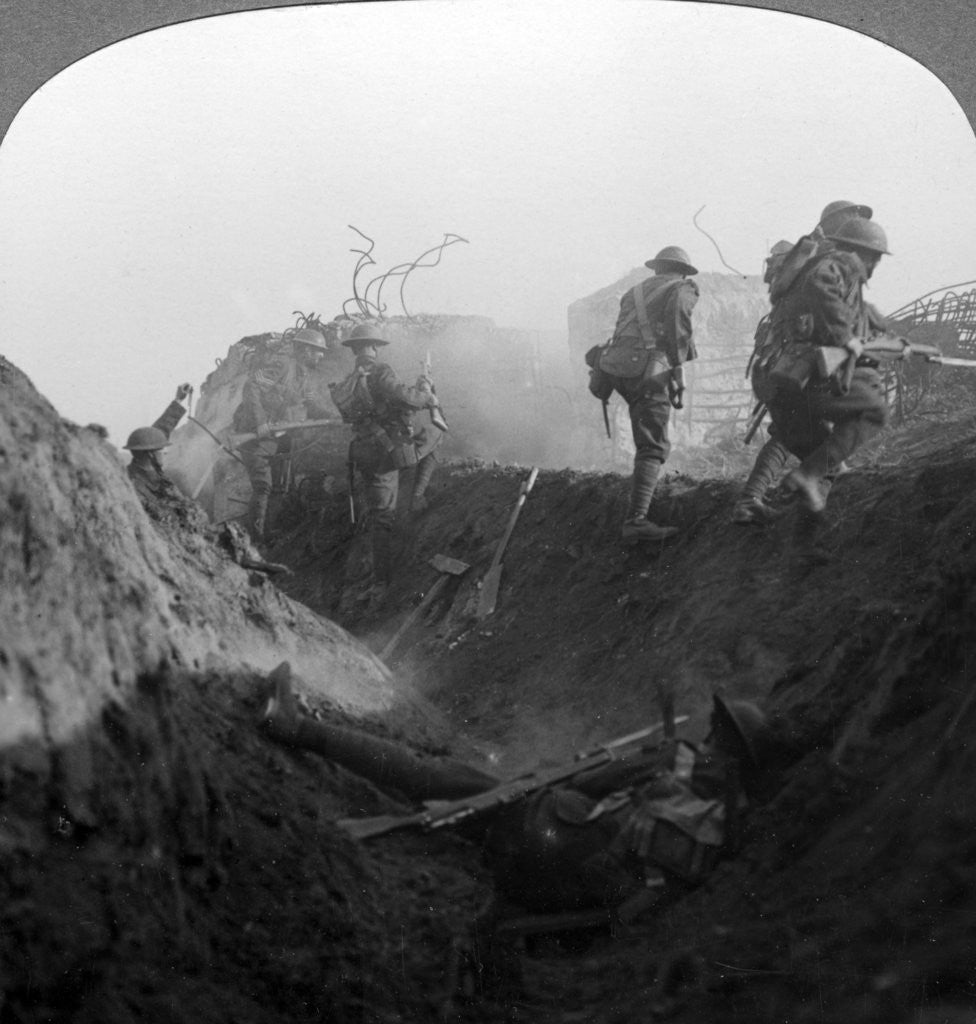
[
  {"x1": 341, "y1": 228, "x2": 469, "y2": 320},
  {"x1": 884, "y1": 280, "x2": 976, "y2": 421}
]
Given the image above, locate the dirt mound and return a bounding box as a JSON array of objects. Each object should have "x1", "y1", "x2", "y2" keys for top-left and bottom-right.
[{"x1": 5, "y1": 346, "x2": 976, "y2": 1023}]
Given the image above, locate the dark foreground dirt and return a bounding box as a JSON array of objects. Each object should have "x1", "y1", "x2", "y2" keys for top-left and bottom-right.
[{"x1": 4, "y1": 351, "x2": 976, "y2": 1023}]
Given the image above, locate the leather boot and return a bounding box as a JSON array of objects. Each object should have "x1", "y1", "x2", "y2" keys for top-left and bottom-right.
[
  {"x1": 732, "y1": 439, "x2": 790, "y2": 525},
  {"x1": 787, "y1": 445, "x2": 832, "y2": 513},
  {"x1": 248, "y1": 489, "x2": 270, "y2": 544},
  {"x1": 622, "y1": 460, "x2": 677, "y2": 544},
  {"x1": 410, "y1": 455, "x2": 436, "y2": 513}
]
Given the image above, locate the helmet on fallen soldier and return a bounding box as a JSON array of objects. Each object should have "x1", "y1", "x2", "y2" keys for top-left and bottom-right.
[
  {"x1": 710, "y1": 694, "x2": 769, "y2": 768},
  {"x1": 123, "y1": 426, "x2": 170, "y2": 452}
]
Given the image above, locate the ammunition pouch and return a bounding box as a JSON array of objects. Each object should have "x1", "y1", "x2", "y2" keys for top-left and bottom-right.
[
  {"x1": 355, "y1": 422, "x2": 419, "y2": 470},
  {"x1": 769, "y1": 341, "x2": 819, "y2": 392}
]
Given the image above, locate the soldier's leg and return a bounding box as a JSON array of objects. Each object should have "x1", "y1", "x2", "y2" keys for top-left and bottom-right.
[
  {"x1": 260, "y1": 663, "x2": 498, "y2": 800},
  {"x1": 788, "y1": 371, "x2": 887, "y2": 512},
  {"x1": 364, "y1": 465, "x2": 399, "y2": 587},
  {"x1": 410, "y1": 450, "x2": 439, "y2": 513},
  {"x1": 240, "y1": 438, "x2": 277, "y2": 543},
  {"x1": 731, "y1": 438, "x2": 792, "y2": 525},
  {"x1": 622, "y1": 385, "x2": 677, "y2": 545}
]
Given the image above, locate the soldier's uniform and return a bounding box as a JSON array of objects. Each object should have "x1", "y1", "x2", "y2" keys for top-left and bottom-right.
[
  {"x1": 232, "y1": 329, "x2": 331, "y2": 542},
  {"x1": 596, "y1": 246, "x2": 699, "y2": 544},
  {"x1": 126, "y1": 398, "x2": 188, "y2": 505},
  {"x1": 339, "y1": 323, "x2": 440, "y2": 590},
  {"x1": 765, "y1": 218, "x2": 892, "y2": 512},
  {"x1": 734, "y1": 202, "x2": 876, "y2": 525}
]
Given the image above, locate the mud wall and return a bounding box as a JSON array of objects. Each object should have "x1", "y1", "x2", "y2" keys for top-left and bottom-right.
[{"x1": 0, "y1": 354, "x2": 444, "y2": 793}]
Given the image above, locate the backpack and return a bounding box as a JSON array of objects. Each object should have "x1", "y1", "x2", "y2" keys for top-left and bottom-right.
[
  {"x1": 328, "y1": 366, "x2": 375, "y2": 423},
  {"x1": 598, "y1": 278, "x2": 686, "y2": 379}
]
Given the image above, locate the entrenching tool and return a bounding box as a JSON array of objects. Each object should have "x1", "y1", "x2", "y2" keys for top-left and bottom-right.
[
  {"x1": 379, "y1": 554, "x2": 470, "y2": 662},
  {"x1": 476, "y1": 467, "x2": 539, "y2": 620}
]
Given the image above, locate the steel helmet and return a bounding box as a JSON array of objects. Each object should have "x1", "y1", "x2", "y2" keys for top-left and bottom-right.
[
  {"x1": 769, "y1": 239, "x2": 794, "y2": 257},
  {"x1": 645, "y1": 246, "x2": 698, "y2": 276},
  {"x1": 711, "y1": 694, "x2": 768, "y2": 767},
  {"x1": 826, "y1": 217, "x2": 891, "y2": 256},
  {"x1": 291, "y1": 327, "x2": 329, "y2": 351},
  {"x1": 341, "y1": 322, "x2": 390, "y2": 348},
  {"x1": 818, "y1": 200, "x2": 873, "y2": 234},
  {"x1": 123, "y1": 426, "x2": 170, "y2": 452}
]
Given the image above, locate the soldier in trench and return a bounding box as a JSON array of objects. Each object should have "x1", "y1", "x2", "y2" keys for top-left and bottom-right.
[
  {"x1": 231, "y1": 327, "x2": 334, "y2": 545},
  {"x1": 734, "y1": 201, "x2": 878, "y2": 525},
  {"x1": 124, "y1": 382, "x2": 198, "y2": 512},
  {"x1": 332, "y1": 322, "x2": 443, "y2": 601},
  {"x1": 257, "y1": 662, "x2": 779, "y2": 916},
  {"x1": 586, "y1": 245, "x2": 700, "y2": 545}
]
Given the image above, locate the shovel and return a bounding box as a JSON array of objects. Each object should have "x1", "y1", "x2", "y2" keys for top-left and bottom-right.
[
  {"x1": 476, "y1": 467, "x2": 539, "y2": 619},
  {"x1": 380, "y1": 554, "x2": 470, "y2": 662}
]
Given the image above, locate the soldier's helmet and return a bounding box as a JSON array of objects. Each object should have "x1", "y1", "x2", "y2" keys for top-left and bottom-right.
[
  {"x1": 826, "y1": 217, "x2": 891, "y2": 256},
  {"x1": 645, "y1": 246, "x2": 698, "y2": 276},
  {"x1": 818, "y1": 200, "x2": 873, "y2": 234},
  {"x1": 290, "y1": 327, "x2": 330, "y2": 352},
  {"x1": 711, "y1": 694, "x2": 769, "y2": 768},
  {"x1": 123, "y1": 426, "x2": 170, "y2": 452},
  {"x1": 341, "y1": 322, "x2": 390, "y2": 348}
]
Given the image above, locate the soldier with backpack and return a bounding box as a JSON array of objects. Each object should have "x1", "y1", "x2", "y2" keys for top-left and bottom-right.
[
  {"x1": 231, "y1": 327, "x2": 332, "y2": 543},
  {"x1": 585, "y1": 246, "x2": 700, "y2": 544},
  {"x1": 733, "y1": 202, "x2": 875, "y2": 525},
  {"x1": 753, "y1": 217, "x2": 892, "y2": 516},
  {"x1": 330, "y1": 322, "x2": 441, "y2": 599}
]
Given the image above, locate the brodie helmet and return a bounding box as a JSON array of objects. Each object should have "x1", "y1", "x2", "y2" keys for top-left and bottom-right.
[
  {"x1": 645, "y1": 246, "x2": 698, "y2": 276},
  {"x1": 123, "y1": 426, "x2": 170, "y2": 452},
  {"x1": 290, "y1": 327, "x2": 329, "y2": 351},
  {"x1": 711, "y1": 694, "x2": 769, "y2": 768},
  {"x1": 826, "y1": 217, "x2": 891, "y2": 256},
  {"x1": 341, "y1": 322, "x2": 390, "y2": 349},
  {"x1": 819, "y1": 199, "x2": 872, "y2": 234}
]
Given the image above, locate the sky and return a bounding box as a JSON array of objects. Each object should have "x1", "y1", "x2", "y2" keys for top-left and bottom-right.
[{"x1": 1, "y1": 0, "x2": 974, "y2": 447}]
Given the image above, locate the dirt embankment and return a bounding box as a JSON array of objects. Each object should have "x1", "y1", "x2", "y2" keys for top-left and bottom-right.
[{"x1": 4, "y1": 345, "x2": 976, "y2": 1023}]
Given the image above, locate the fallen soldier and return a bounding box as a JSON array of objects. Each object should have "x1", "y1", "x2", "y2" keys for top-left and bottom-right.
[{"x1": 258, "y1": 664, "x2": 781, "y2": 916}]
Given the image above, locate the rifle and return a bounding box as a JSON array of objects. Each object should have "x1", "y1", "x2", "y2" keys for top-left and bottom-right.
[
  {"x1": 422, "y1": 351, "x2": 450, "y2": 432},
  {"x1": 229, "y1": 418, "x2": 335, "y2": 448},
  {"x1": 743, "y1": 402, "x2": 767, "y2": 444},
  {"x1": 336, "y1": 714, "x2": 689, "y2": 841},
  {"x1": 346, "y1": 458, "x2": 357, "y2": 525},
  {"x1": 815, "y1": 335, "x2": 949, "y2": 381}
]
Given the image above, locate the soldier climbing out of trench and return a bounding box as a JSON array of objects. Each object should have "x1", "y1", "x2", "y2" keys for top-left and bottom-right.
[
  {"x1": 257, "y1": 662, "x2": 784, "y2": 922},
  {"x1": 734, "y1": 201, "x2": 878, "y2": 525},
  {"x1": 331, "y1": 322, "x2": 442, "y2": 602},
  {"x1": 231, "y1": 327, "x2": 333, "y2": 544},
  {"x1": 585, "y1": 246, "x2": 700, "y2": 545},
  {"x1": 744, "y1": 215, "x2": 893, "y2": 518},
  {"x1": 124, "y1": 382, "x2": 195, "y2": 509}
]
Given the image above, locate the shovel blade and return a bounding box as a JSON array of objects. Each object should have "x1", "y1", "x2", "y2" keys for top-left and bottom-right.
[{"x1": 477, "y1": 564, "x2": 503, "y2": 619}]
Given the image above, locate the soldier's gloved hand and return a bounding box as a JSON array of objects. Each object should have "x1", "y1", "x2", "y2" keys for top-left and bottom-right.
[
  {"x1": 256, "y1": 423, "x2": 275, "y2": 439},
  {"x1": 667, "y1": 380, "x2": 684, "y2": 410},
  {"x1": 844, "y1": 337, "x2": 865, "y2": 359},
  {"x1": 175, "y1": 383, "x2": 192, "y2": 402},
  {"x1": 416, "y1": 374, "x2": 434, "y2": 391}
]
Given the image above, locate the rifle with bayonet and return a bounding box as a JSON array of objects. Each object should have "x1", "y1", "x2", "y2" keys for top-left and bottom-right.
[
  {"x1": 228, "y1": 418, "x2": 335, "y2": 448},
  {"x1": 816, "y1": 333, "x2": 969, "y2": 381},
  {"x1": 421, "y1": 351, "x2": 449, "y2": 432},
  {"x1": 336, "y1": 714, "x2": 689, "y2": 841}
]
